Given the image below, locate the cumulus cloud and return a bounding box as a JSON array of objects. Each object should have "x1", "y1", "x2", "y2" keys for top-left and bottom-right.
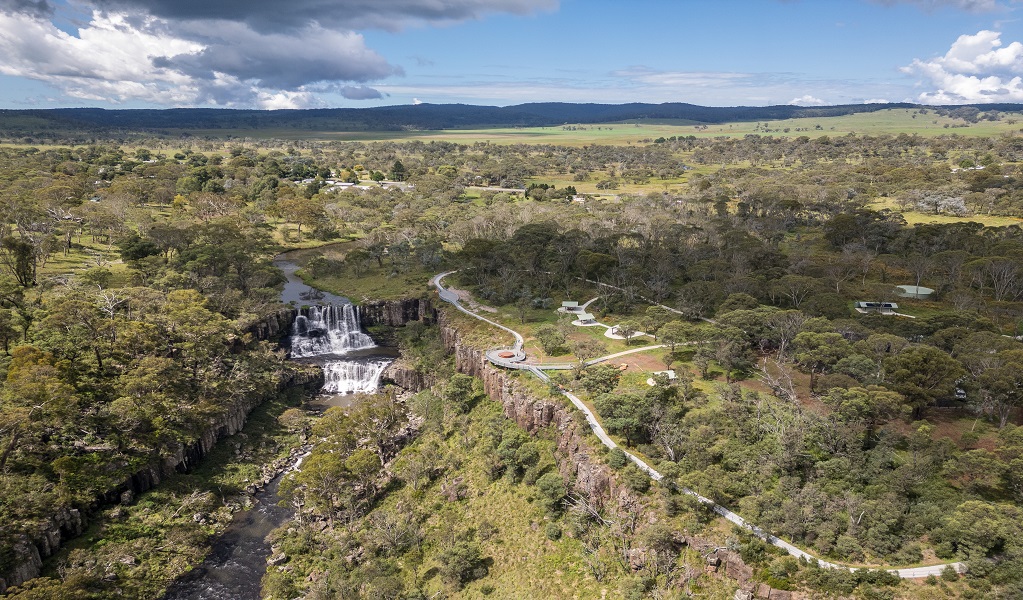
[
  {"x1": 0, "y1": 11, "x2": 202, "y2": 104},
  {"x1": 156, "y1": 22, "x2": 400, "y2": 90},
  {"x1": 87, "y1": 0, "x2": 557, "y2": 32},
  {"x1": 339, "y1": 85, "x2": 384, "y2": 100},
  {"x1": 903, "y1": 30, "x2": 1023, "y2": 103},
  {"x1": 789, "y1": 94, "x2": 827, "y2": 106},
  {"x1": 0, "y1": 0, "x2": 52, "y2": 17},
  {"x1": 0, "y1": 0, "x2": 556, "y2": 107}
]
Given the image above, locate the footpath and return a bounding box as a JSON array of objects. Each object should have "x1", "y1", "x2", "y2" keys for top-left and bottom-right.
[{"x1": 431, "y1": 272, "x2": 962, "y2": 579}]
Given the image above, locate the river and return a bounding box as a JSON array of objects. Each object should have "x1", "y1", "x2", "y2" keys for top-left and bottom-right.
[{"x1": 162, "y1": 253, "x2": 393, "y2": 599}]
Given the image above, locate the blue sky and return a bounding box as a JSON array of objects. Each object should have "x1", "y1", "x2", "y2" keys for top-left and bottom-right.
[{"x1": 1, "y1": 0, "x2": 1023, "y2": 108}]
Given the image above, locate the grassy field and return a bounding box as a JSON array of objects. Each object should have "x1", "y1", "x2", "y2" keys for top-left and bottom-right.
[
  {"x1": 869, "y1": 197, "x2": 1023, "y2": 227},
  {"x1": 281, "y1": 241, "x2": 435, "y2": 303},
  {"x1": 166, "y1": 109, "x2": 1023, "y2": 145}
]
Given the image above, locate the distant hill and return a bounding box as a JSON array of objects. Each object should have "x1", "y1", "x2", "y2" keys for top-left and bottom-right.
[{"x1": 0, "y1": 101, "x2": 1019, "y2": 137}]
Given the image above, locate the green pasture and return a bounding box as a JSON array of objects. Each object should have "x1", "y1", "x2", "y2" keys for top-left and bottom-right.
[{"x1": 869, "y1": 197, "x2": 1023, "y2": 228}]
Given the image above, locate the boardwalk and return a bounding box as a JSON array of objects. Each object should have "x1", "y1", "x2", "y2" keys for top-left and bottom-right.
[{"x1": 431, "y1": 271, "x2": 963, "y2": 578}]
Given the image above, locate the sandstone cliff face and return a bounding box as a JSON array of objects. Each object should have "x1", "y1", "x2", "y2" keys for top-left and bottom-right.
[
  {"x1": 243, "y1": 307, "x2": 297, "y2": 343},
  {"x1": 433, "y1": 312, "x2": 625, "y2": 509},
  {"x1": 427, "y1": 309, "x2": 769, "y2": 595},
  {"x1": 382, "y1": 360, "x2": 435, "y2": 392},
  {"x1": 359, "y1": 298, "x2": 437, "y2": 328}
]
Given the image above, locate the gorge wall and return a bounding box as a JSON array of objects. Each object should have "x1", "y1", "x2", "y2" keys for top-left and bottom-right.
[
  {"x1": 359, "y1": 297, "x2": 437, "y2": 328},
  {"x1": 0, "y1": 312, "x2": 322, "y2": 594},
  {"x1": 397, "y1": 305, "x2": 782, "y2": 598}
]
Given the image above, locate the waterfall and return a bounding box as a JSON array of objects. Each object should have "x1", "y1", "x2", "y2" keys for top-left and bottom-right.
[
  {"x1": 322, "y1": 359, "x2": 392, "y2": 395},
  {"x1": 288, "y1": 304, "x2": 377, "y2": 358},
  {"x1": 287, "y1": 303, "x2": 392, "y2": 396}
]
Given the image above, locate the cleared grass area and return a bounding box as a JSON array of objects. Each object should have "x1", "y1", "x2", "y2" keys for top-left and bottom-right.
[
  {"x1": 305, "y1": 268, "x2": 433, "y2": 303},
  {"x1": 38, "y1": 236, "x2": 128, "y2": 282},
  {"x1": 278, "y1": 241, "x2": 435, "y2": 302},
  {"x1": 869, "y1": 197, "x2": 1023, "y2": 228}
]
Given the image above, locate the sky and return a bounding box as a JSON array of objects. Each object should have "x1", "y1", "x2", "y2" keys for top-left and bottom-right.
[{"x1": 2, "y1": 0, "x2": 1023, "y2": 109}]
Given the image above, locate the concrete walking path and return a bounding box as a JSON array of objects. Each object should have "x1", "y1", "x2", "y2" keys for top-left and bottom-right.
[{"x1": 431, "y1": 271, "x2": 962, "y2": 578}]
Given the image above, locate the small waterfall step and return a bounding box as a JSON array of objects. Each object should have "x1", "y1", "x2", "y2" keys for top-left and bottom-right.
[{"x1": 322, "y1": 359, "x2": 393, "y2": 395}]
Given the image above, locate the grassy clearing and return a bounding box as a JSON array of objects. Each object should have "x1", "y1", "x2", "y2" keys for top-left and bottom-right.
[
  {"x1": 869, "y1": 197, "x2": 1023, "y2": 228},
  {"x1": 304, "y1": 268, "x2": 433, "y2": 303},
  {"x1": 279, "y1": 240, "x2": 435, "y2": 302}
]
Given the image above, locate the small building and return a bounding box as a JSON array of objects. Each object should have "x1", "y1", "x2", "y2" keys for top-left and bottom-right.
[
  {"x1": 575, "y1": 312, "x2": 597, "y2": 325},
  {"x1": 896, "y1": 285, "x2": 935, "y2": 300},
  {"x1": 647, "y1": 370, "x2": 677, "y2": 386},
  {"x1": 854, "y1": 301, "x2": 898, "y2": 314},
  {"x1": 561, "y1": 301, "x2": 581, "y2": 312}
]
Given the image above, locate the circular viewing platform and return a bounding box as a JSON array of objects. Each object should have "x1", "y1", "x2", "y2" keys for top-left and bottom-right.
[{"x1": 486, "y1": 348, "x2": 526, "y2": 365}]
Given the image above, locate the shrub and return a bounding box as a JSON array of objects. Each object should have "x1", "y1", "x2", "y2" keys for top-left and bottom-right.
[
  {"x1": 545, "y1": 522, "x2": 562, "y2": 540},
  {"x1": 621, "y1": 465, "x2": 650, "y2": 493},
  {"x1": 607, "y1": 448, "x2": 628, "y2": 469}
]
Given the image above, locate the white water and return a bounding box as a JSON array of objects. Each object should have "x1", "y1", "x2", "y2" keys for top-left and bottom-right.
[
  {"x1": 288, "y1": 304, "x2": 377, "y2": 358},
  {"x1": 322, "y1": 359, "x2": 392, "y2": 395},
  {"x1": 288, "y1": 303, "x2": 392, "y2": 396}
]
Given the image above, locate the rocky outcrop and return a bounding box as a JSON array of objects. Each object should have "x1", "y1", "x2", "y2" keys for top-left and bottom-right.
[
  {"x1": 382, "y1": 360, "x2": 434, "y2": 392},
  {"x1": 436, "y1": 312, "x2": 623, "y2": 510},
  {"x1": 0, "y1": 506, "x2": 84, "y2": 594},
  {"x1": 359, "y1": 298, "x2": 437, "y2": 328},
  {"x1": 243, "y1": 307, "x2": 298, "y2": 343}
]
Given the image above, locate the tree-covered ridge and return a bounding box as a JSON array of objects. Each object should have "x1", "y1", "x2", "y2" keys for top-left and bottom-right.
[
  {"x1": 0, "y1": 103, "x2": 1017, "y2": 146},
  {"x1": 0, "y1": 145, "x2": 296, "y2": 587},
  {"x1": 0, "y1": 102, "x2": 922, "y2": 134}
]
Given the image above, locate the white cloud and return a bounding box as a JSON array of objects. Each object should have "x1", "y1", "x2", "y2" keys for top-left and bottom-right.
[
  {"x1": 256, "y1": 89, "x2": 318, "y2": 110},
  {"x1": 0, "y1": 0, "x2": 556, "y2": 107},
  {"x1": 789, "y1": 94, "x2": 827, "y2": 106},
  {"x1": 0, "y1": 11, "x2": 201, "y2": 104},
  {"x1": 903, "y1": 30, "x2": 1023, "y2": 103},
  {"x1": 0, "y1": 9, "x2": 398, "y2": 106},
  {"x1": 611, "y1": 67, "x2": 752, "y2": 88}
]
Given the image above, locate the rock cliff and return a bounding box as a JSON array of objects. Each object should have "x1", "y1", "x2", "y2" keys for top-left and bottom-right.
[
  {"x1": 0, "y1": 311, "x2": 322, "y2": 594},
  {"x1": 433, "y1": 312, "x2": 625, "y2": 509},
  {"x1": 425, "y1": 308, "x2": 773, "y2": 596},
  {"x1": 242, "y1": 307, "x2": 297, "y2": 343},
  {"x1": 359, "y1": 297, "x2": 437, "y2": 328}
]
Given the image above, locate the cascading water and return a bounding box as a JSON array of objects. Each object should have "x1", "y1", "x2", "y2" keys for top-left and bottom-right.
[
  {"x1": 163, "y1": 257, "x2": 396, "y2": 600},
  {"x1": 322, "y1": 359, "x2": 393, "y2": 395},
  {"x1": 288, "y1": 303, "x2": 393, "y2": 396},
  {"x1": 288, "y1": 304, "x2": 377, "y2": 358}
]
